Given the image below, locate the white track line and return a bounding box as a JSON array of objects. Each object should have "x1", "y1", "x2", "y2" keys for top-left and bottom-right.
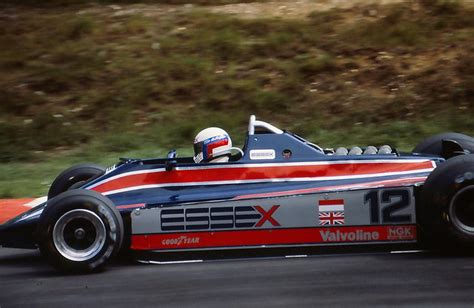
[
  {"x1": 390, "y1": 250, "x2": 425, "y2": 254},
  {"x1": 138, "y1": 259, "x2": 204, "y2": 265}
]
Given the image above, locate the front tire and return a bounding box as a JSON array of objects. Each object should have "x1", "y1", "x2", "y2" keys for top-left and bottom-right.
[
  {"x1": 38, "y1": 190, "x2": 123, "y2": 273},
  {"x1": 48, "y1": 164, "x2": 105, "y2": 199}
]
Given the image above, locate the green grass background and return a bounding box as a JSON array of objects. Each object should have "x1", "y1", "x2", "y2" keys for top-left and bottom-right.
[{"x1": 0, "y1": 0, "x2": 473, "y2": 197}]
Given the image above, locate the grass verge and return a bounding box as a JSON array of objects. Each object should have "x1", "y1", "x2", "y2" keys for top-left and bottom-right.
[{"x1": 0, "y1": 1, "x2": 473, "y2": 196}]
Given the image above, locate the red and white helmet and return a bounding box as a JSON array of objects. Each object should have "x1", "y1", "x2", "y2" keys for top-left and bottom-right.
[{"x1": 193, "y1": 127, "x2": 232, "y2": 163}]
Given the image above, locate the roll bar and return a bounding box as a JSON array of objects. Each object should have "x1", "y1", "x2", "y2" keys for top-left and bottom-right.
[{"x1": 248, "y1": 115, "x2": 284, "y2": 135}]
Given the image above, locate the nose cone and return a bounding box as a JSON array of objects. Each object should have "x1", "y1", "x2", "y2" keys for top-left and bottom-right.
[
  {"x1": 0, "y1": 219, "x2": 38, "y2": 249},
  {"x1": 0, "y1": 199, "x2": 36, "y2": 225},
  {"x1": 0, "y1": 197, "x2": 47, "y2": 249}
]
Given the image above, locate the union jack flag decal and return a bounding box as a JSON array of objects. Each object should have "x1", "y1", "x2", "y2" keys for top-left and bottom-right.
[{"x1": 318, "y1": 199, "x2": 345, "y2": 225}]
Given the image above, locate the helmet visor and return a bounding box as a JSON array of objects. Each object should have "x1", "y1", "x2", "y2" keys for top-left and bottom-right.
[{"x1": 193, "y1": 140, "x2": 204, "y2": 156}]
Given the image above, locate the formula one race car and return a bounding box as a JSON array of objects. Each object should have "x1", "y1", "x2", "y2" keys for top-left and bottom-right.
[{"x1": 1, "y1": 115, "x2": 474, "y2": 273}]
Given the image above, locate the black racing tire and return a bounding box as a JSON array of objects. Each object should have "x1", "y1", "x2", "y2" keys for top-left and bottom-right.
[
  {"x1": 419, "y1": 154, "x2": 474, "y2": 251},
  {"x1": 38, "y1": 190, "x2": 124, "y2": 273},
  {"x1": 48, "y1": 164, "x2": 105, "y2": 199},
  {"x1": 413, "y1": 132, "x2": 474, "y2": 156}
]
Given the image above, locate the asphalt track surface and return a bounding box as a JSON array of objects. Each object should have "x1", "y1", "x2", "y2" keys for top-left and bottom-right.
[{"x1": 1, "y1": 248, "x2": 474, "y2": 307}]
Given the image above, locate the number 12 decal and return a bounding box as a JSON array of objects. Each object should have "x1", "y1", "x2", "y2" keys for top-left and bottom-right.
[{"x1": 364, "y1": 189, "x2": 411, "y2": 224}]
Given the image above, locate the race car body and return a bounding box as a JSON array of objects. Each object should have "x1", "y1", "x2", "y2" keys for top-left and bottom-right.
[{"x1": 1, "y1": 115, "x2": 473, "y2": 272}]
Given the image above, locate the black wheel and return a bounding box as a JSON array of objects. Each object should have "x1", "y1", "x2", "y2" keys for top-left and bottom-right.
[
  {"x1": 419, "y1": 154, "x2": 474, "y2": 251},
  {"x1": 48, "y1": 164, "x2": 105, "y2": 199},
  {"x1": 413, "y1": 132, "x2": 474, "y2": 156},
  {"x1": 38, "y1": 190, "x2": 124, "y2": 273}
]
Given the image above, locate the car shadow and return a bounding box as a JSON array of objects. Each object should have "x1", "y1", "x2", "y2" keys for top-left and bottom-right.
[
  {"x1": 1, "y1": 245, "x2": 472, "y2": 277},
  {"x1": 0, "y1": 248, "x2": 42, "y2": 264},
  {"x1": 0, "y1": 248, "x2": 141, "y2": 277}
]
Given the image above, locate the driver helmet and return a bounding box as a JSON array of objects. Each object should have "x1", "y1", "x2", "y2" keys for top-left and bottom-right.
[{"x1": 193, "y1": 127, "x2": 232, "y2": 163}]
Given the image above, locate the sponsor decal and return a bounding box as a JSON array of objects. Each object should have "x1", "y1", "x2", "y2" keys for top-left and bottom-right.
[
  {"x1": 387, "y1": 226, "x2": 415, "y2": 240},
  {"x1": 249, "y1": 149, "x2": 276, "y2": 160},
  {"x1": 254, "y1": 205, "x2": 280, "y2": 227},
  {"x1": 161, "y1": 236, "x2": 200, "y2": 246},
  {"x1": 105, "y1": 164, "x2": 117, "y2": 174},
  {"x1": 131, "y1": 225, "x2": 418, "y2": 250},
  {"x1": 318, "y1": 199, "x2": 345, "y2": 225},
  {"x1": 160, "y1": 205, "x2": 281, "y2": 231},
  {"x1": 319, "y1": 229, "x2": 379, "y2": 242}
]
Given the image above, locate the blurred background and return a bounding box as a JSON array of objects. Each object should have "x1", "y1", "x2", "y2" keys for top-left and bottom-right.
[{"x1": 0, "y1": 0, "x2": 473, "y2": 197}]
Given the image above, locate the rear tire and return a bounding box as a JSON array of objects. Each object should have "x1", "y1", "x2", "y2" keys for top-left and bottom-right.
[
  {"x1": 48, "y1": 164, "x2": 105, "y2": 199},
  {"x1": 419, "y1": 154, "x2": 474, "y2": 251},
  {"x1": 38, "y1": 190, "x2": 123, "y2": 273},
  {"x1": 413, "y1": 132, "x2": 474, "y2": 156}
]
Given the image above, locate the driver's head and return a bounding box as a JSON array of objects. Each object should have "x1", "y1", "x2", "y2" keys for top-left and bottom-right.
[{"x1": 193, "y1": 127, "x2": 232, "y2": 163}]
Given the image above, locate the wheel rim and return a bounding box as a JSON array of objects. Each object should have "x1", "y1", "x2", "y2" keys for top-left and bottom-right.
[
  {"x1": 449, "y1": 186, "x2": 474, "y2": 234},
  {"x1": 53, "y1": 209, "x2": 106, "y2": 262}
]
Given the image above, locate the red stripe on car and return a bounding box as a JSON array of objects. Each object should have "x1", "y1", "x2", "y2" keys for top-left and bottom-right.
[
  {"x1": 131, "y1": 225, "x2": 417, "y2": 250},
  {"x1": 91, "y1": 161, "x2": 434, "y2": 194}
]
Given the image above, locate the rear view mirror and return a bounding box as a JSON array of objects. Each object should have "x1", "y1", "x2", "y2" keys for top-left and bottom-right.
[{"x1": 165, "y1": 160, "x2": 177, "y2": 171}]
